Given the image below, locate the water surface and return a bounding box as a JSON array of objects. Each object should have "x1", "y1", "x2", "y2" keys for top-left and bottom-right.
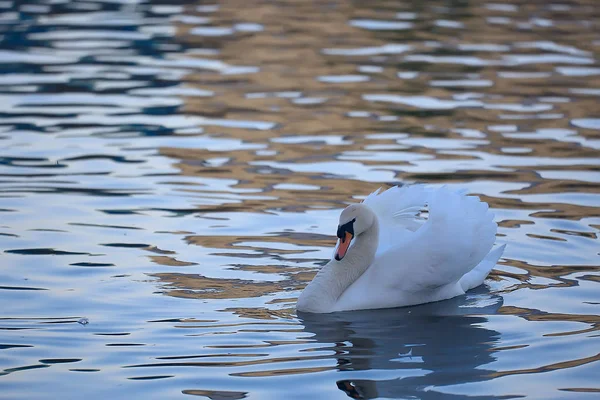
[{"x1": 1, "y1": 0, "x2": 599, "y2": 398}]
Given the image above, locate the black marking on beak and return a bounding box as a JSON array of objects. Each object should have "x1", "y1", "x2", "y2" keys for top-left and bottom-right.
[
  {"x1": 336, "y1": 218, "x2": 356, "y2": 241},
  {"x1": 335, "y1": 218, "x2": 356, "y2": 261}
]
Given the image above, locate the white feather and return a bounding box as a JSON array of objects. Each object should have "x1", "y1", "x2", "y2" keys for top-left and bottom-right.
[
  {"x1": 362, "y1": 185, "x2": 432, "y2": 255},
  {"x1": 297, "y1": 185, "x2": 506, "y2": 313}
]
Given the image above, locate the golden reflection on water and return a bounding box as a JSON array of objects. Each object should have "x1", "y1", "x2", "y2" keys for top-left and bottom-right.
[{"x1": 168, "y1": 0, "x2": 598, "y2": 205}]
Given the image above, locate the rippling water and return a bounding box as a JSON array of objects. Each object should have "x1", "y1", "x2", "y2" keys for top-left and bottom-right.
[{"x1": 1, "y1": 0, "x2": 599, "y2": 398}]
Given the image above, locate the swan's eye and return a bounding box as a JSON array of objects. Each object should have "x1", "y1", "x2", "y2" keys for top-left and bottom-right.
[{"x1": 337, "y1": 218, "x2": 356, "y2": 239}]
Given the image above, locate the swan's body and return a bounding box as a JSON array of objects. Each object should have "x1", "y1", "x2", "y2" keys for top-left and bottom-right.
[{"x1": 297, "y1": 185, "x2": 505, "y2": 313}]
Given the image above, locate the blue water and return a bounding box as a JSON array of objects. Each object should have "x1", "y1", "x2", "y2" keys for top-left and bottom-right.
[{"x1": 1, "y1": 0, "x2": 599, "y2": 398}]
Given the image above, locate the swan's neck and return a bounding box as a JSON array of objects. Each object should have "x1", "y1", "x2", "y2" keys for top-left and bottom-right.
[{"x1": 297, "y1": 218, "x2": 379, "y2": 313}]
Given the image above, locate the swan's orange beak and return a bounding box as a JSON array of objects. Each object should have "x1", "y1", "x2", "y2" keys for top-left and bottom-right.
[{"x1": 335, "y1": 231, "x2": 353, "y2": 261}]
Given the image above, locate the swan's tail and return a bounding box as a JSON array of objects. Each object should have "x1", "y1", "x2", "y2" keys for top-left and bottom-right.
[{"x1": 459, "y1": 244, "x2": 506, "y2": 292}]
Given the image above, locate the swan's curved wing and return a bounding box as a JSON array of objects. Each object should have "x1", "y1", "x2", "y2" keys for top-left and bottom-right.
[
  {"x1": 336, "y1": 188, "x2": 498, "y2": 311},
  {"x1": 399, "y1": 188, "x2": 498, "y2": 288},
  {"x1": 362, "y1": 185, "x2": 432, "y2": 256}
]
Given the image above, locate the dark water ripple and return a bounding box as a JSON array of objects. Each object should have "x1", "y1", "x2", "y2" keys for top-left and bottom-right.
[{"x1": 1, "y1": 0, "x2": 599, "y2": 399}]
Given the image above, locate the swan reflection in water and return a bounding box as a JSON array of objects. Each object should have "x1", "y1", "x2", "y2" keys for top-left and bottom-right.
[{"x1": 298, "y1": 287, "x2": 505, "y2": 399}]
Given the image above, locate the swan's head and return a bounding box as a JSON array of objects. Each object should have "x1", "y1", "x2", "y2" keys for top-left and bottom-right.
[{"x1": 335, "y1": 203, "x2": 375, "y2": 261}]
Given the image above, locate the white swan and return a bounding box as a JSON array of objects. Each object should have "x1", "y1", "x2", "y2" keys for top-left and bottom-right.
[{"x1": 297, "y1": 185, "x2": 505, "y2": 313}]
